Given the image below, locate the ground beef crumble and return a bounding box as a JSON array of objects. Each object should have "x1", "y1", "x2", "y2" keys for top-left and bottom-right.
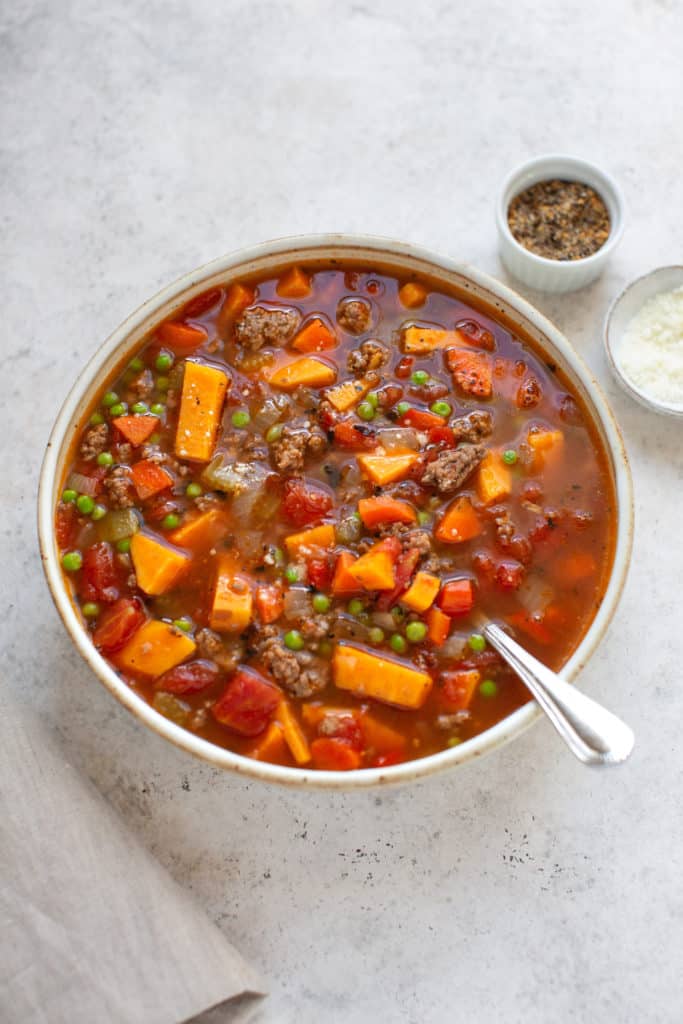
[
  {"x1": 347, "y1": 339, "x2": 389, "y2": 374},
  {"x1": 337, "y1": 298, "x2": 373, "y2": 336},
  {"x1": 421, "y1": 444, "x2": 486, "y2": 494},
  {"x1": 270, "y1": 425, "x2": 327, "y2": 473},
  {"x1": 251, "y1": 624, "x2": 329, "y2": 698},
  {"x1": 450, "y1": 410, "x2": 493, "y2": 444},
  {"x1": 79, "y1": 423, "x2": 109, "y2": 461},
  {"x1": 195, "y1": 628, "x2": 243, "y2": 672},
  {"x1": 234, "y1": 307, "x2": 299, "y2": 350},
  {"x1": 129, "y1": 368, "x2": 154, "y2": 400},
  {"x1": 103, "y1": 465, "x2": 135, "y2": 509}
]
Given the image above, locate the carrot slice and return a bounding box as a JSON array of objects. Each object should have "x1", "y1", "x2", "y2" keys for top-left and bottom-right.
[
  {"x1": 156, "y1": 321, "x2": 207, "y2": 355},
  {"x1": 310, "y1": 738, "x2": 362, "y2": 771},
  {"x1": 277, "y1": 701, "x2": 311, "y2": 765},
  {"x1": 112, "y1": 415, "x2": 159, "y2": 447},
  {"x1": 292, "y1": 317, "x2": 337, "y2": 353},
  {"x1": 358, "y1": 497, "x2": 417, "y2": 528},
  {"x1": 331, "y1": 551, "x2": 362, "y2": 596},
  {"x1": 130, "y1": 460, "x2": 173, "y2": 500}
]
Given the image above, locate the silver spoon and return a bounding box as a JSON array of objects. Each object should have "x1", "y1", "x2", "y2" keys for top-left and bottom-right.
[{"x1": 483, "y1": 622, "x2": 634, "y2": 766}]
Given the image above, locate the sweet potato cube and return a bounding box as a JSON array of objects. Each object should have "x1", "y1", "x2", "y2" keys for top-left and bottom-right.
[
  {"x1": 398, "y1": 282, "x2": 428, "y2": 309},
  {"x1": 168, "y1": 508, "x2": 229, "y2": 550},
  {"x1": 356, "y1": 451, "x2": 418, "y2": 485},
  {"x1": 349, "y1": 546, "x2": 396, "y2": 591},
  {"x1": 130, "y1": 532, "x2": 191, "y2": 595},
  {"x1": 477, "y1": 452, "x2": 512, "y2": 505},
  {"x1": 276, "y1": 265, "x2": 311, "y2": 298},
  {"x1": 175, "y1": 361, "x2": 229, "y2": 462},
  {"x1": 210, "y1": 566, "x2": 253, "y2": 633},
  {"x1": 292, "y1": 317, "x2": 337, "y2": 353},
  {"x1": 400, "y1": 571, "x2": 441, "y2": 613},
  {"x1": 276, "y1": 701, "x2": 311, "y2": 765},
  {"x1": 403, "y1": 326, "x2": 465, "y2": 353},
  {"x1": 435, "y1": 496, "x2": 482, "y2": 544},
  {"x1": 284, "y1": 523, "x2": 335, "y2": 558},
  {"x1": 325, "y1": 377, "x2": 372, "y2": 412},
  {"x1": 116, "y1": 620, "x2": 196, "y2": 679},
  {"x1": 247, "y1": 722, "x2": 287, "y2": 763},
  {"x1": 331, "y1": 551, "x2": 362, "y2": 596},
  {"x1": 528, "y1": 428, "x2": 565, "y2": 468},
  {"x1": 269, "y1": 357, "x2": 337, "y2": 390},
  {"x1": 333, "y1": 644, "x2": 432, "y2": 710}
]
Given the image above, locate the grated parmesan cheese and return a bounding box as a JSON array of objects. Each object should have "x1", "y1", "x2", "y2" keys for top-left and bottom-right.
[{"x1": 617, "y1": 285, "x2": 683, "y2": 406}]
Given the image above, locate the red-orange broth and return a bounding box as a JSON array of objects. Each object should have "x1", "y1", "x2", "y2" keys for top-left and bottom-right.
[{"x1": 55, "y1": 262, "x2": 615, "y2": 770}]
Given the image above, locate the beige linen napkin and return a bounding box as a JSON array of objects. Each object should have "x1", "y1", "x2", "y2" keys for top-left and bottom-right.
[{"x1": 0, "y1": 693, "x2": 265, "y2": 1024}]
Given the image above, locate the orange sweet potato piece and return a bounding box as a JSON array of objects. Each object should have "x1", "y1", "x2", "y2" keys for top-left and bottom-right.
[
  {"x1": 112, "y1": 415, "x2": 159, "y2": 447},
  {"x1": 130, "y1": 459, "x2": 173, "y2": 500},
  {"x1": 255, "y1": 583, "x2": 284, "y2": 624},
  {"x1": 333, "y1": 643, "x2": 432, "y2": 710},
  {"x1": 115, "y1": 620, "x2": 196, "y2": 679},
  {"x1": 168, "y1": 508, "x2": 230, "y2": 550},
  {"x1": 527, "y1": 428, "x2": 564, "y2": 468},
  {"x1": 398, "y1": 282, "x2": 428, "y2": 309},
  {"x1": 331, "y1": 551, "x2": 362, "y2": 596},
  {"x1": 276, "y1": 265, "x2": 311, "y2": 298},
  {"x1": 284, "y1": 523, "x2": 335, "y2": 558},
  {"x1": 403, "y1": 326, "x2": 465, "y2": 353},
  {"x1": 348, "y1": 542, "x2": 396, "y2": 591},
  {"x1": 358, "y1": 497, "x2": 417, "y2": 528},
  {"x1": 435, "y1": 496, "x2": 482, "y2": 544},
  {"x1": 359, "y1": 712, "x2": 407, "y2": 755},
  {"x1": 325, "y1": 377, "x2": 372, "y2": 412},
  {"x1": 446, "y1": 348, "x2": 493, "y2": 398},
  {"x1": 269, "y1": 356, "x2": 336, "y2": 390},
  {"x1": 276, "y1": 701, "x2": 311, "y2": 765},
  {"x1": 426, "y1": 606, "x2": 451, "y2": 646},
  {"x1": 477, "y1": 452, "x2": 512, "y2": 505},
  {"x1": 440, "y1": 669, "x2": 481, "y2": 711},
  {"x1": 356, "y1": 451, "x2": 418, "y2": 485},
  {"x1": 175, "y1": 361, "x2": 229, "y2": 462},
  {"x1": 210, "y1": 566, "x2": 253, "y2": 633},
  {"x1": 247, "y1": 721, "x2": 287, "y2": 763},
  {"x1": 292, "y1": 317, "x2": 337, "y2": 353},
  {"x1": 130, "y1": 532, "x2": 191, "y2": 595},
  {"x1": 400, "y1": 571, "x2": 441, "y2": 613}
]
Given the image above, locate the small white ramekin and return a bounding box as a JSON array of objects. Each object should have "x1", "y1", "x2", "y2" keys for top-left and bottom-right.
[{"x1": 496, "y1": 154, "x2": 625, "y2": 294}]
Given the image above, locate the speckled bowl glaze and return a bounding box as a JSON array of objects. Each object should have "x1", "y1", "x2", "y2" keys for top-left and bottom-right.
[{"x1": 38, "y1": 235, "x2": 634, "y2": 788}]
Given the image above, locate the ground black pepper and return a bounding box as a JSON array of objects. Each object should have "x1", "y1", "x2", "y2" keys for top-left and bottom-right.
[{"x1": 507, "y1": 179, "x2": 610, "y2": 261}]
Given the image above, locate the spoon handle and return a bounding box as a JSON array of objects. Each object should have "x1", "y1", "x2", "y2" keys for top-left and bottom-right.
[{"x1": 483, "y1": 623, "x2": 634, "y2": 766}]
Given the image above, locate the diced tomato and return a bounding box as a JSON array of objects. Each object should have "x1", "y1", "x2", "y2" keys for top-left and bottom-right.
[
  {"x1": 440, "y1": 669, "x2": 481, "y2": 711},
  {"x1": 156, "y1": 320, "x2": 208, "y2": 355},
  {"x1": 369, "y1": 751, "x2": 405, "y2": 768},
  {"x1": 395, "y1": 356, "x2": 414, "y2": 379},
  {"x1": 495, "y1": 560, "x2": 525, "y2": 590},
  {"x1": 317, "y1": 402, "x2": 339, "y2": 432},
  {"x1": 154, "y1": 659, "x2": 220, "y2": 694},
  {"x1": 376, "y1": 383, "x2": 403, "y2": 408},
  {"x1": 376, "y1": 545, "x2": 420, "y2": 611},
  {"x1": 183, "y1": 287, "x2": 223, "y2": 319},
  {"x1": 437, "y1": 578, "x2": 475, "y2": 616},
  {"x1": 255, "y1": 583, "x2": 284, "y2": 624},
  {"x1": 310, "y1": 737, "x2": 362, "y2": 770},
  {"x1": 507, "y1": 610, "x2": 553, "y2": 645},
  {"x1": 80, "y1": 542, "x2": 121, "y2": 603},
  {"x1": 455, "y1": 319, "x2": 496, "y2": 351},
  {"x1": 307, "y1": 556, "x2": 333, "y2": 591},
  {"x1": 318, "y1": 711, "x2": 364, "y2": 750},
  {"x1": 281, "y1": 479, "x2": 334, "y2": 527},
  {"x1": 130, "y1": 460, "x2": 174, "y2": 500},
  {"x1": 212, "y1": 668, "x2": 281, "y2": 737},
  {"x1": 332, "y1": 420, "x2": 378, "y2": 450},
  {"x1": 56, "y1": 503, "x2": 78, "y2": 549},
  {"x1": 398, "y1": 407, "x2": 445, "y2": 430},
  {"x1": 427, "y1": 425, "x2": 456, "y2": 448},
  {"x1": 92, "y1": 597, "x2": 146, "y2": 654},
  {"x1": 144, "y1": 496, "x2": 181, "y2": 523}
]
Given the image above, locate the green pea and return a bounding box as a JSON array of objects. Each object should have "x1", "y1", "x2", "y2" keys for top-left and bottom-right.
[
  {"x1": 284, "y1": 629, "x2": 305, "y2": 651},
  {"x1": 76, "y1": 494, "x2": 95, "y2": 515},
  {"x1": 161, "y1": 513, "x2": 180, "y2": 530},
  {"x1": 62, "y1": 489, "x2": 77, "y2": 504},
  {"x1": 390, "y1": 633, "x2": 407, "y2": 654},
  {"x1": 82, "y1": 602, "x2": 100, "y2": 618},
  {"x1": 417, "y1": 510, "x2": 431, "y2": 526},
  {"x1": 447, "y1": 736, "x2": 462, "y2": 747},
  {"x1": 173, "y1": 618, "x2": 192, "y2": 632},
  {"x1": 90, "y1": 504, "x2": 107, "y2": 521},
  {"x1": 185, "y1": 482, "x2": 202, "y2": 498},
  {"x1": 430, "y1": 400, "x2": 452, "y2": 417},
  {"x1": 367, "y1": 392, "x2": 379, "y2": 409},
  {"x1": 231, "y1": 410, "x2": 250, "y2": 429},
  {"x1": 312, "y1": 593, "x2": 331, "y2": 613},
  {"x1": 396, "y1": 401, "x2": 411, "y2": 417},
  {"x1": 109, "y1": 402, "x2": 127, "y2": 417},
  {"x1": 155, "y1": 351, "x2": 173, "y2": 372},
  {"x1": 357, "y1": 401, "x2": 375, "y2": 421},
  {"x1": 266, "y1": 423, "x2": 283, "y2": 443},
  {"x1": 391, "y1": 605, "x2": 406, "y2": 621},
  {"x1": 156, "y1": 375, "x2": 170, "y2": 392},
  {"x1": 347, "y1": 598, "x2": 365, "y2": 616},
  {"x1": 468, "y1": 633, "x2": 486, "y2": 652},
  {"x1": 102, "y1": 391, "x2": 118, "y2": 408},
  {"x1": 502, "y1": 449, "x2": 518, "y2": 465},
  {"x1": 411, "y1": 369, "x2": 429, "y2": 385},
  {"x1": 97, "y1": 451, "x2": 113, "y2": 466},
  {"x1": 131, "y1": 401, "x2": 149, "y2": 414},
  {"x1": 285, "y1": 566, "x2": 300, "y2": 583},
  {"x1": 405, "y1": 621, "x2": 427, "y2": 643},
  {"x1": 479, "y1": 679, "x2": 498, "y2": 698},
  {"x1": 116, "y1": 538, "x2": 131, "y2": 554},
  {"x1": 150, "y1": 403, "x2": 165, "y2": 416},
  {"x1": 128, "y1": 356, "x2": 144, "y2": 372},
  {"x1": 89, "y1": 412, "x2": 105, "y2": 426},
  {"x1": 368, "y1": 626, "x2": 385, "y2": 644},
  {"x1": 61, "y1": 551, "x2": 82, "y2": 572}
]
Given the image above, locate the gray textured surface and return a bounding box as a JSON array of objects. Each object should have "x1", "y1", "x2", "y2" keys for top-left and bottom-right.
[{"x1": 3, "y1": 1, "x2": 683, "y2": 1021}]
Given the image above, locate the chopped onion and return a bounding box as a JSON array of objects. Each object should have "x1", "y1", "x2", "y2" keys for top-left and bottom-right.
[
  {"x1": 370, "y1": 611, "x2": 397, "y2": 632},
  {"x1": 201, "y1": 457, "x2": 270, "y2": 496},
  {"x1": 377, "y1": 427, "x2": 419, "y2": 451},
  {"x1": 439, "y1": 631, "x2": 469, "y2": 660},
  {"x1": 517, "y1": 576, "x2": 554, "y2": 614},
  {"x1": 97, "y1": 508, "x2": 140, "y2": 542},
  {"x1": 283, "y1": 587, "x2": 312, "y2": 620},
  {"x1": 238, "y1": 531, "x2": 268, "y2": 561},
  {"x1": 252, "y1": 395, "x2": 291, "y2": 431},
  {"x1": 67, "y1": 471, "x2": 99, "y2": 496}
]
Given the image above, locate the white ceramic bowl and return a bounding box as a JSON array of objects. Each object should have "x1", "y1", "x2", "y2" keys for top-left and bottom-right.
[
  {"x1": 496, "y1": 155, "x2": 625, "y2": 293},
  {"x1": 605, "y1": 265, "x2": 683, "y2": 417},
  {"x1": 38, "y1": 234, "x2": 634, "y2": 788}
]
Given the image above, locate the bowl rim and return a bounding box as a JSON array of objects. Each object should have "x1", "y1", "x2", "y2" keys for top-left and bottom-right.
[
  {"x1": 38, "y1": 233, "x2": 634, "y2": 789},
  {"x1": 496, "y1": 153, "x2": 626, "y2": 270},
  {"x1": 604, "y1": 264, "x2": 683, "y2": 418}
]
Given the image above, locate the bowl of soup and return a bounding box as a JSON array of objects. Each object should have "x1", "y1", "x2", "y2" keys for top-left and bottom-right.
[{"x1": 38, "y1": 235, "x2": 633, "y2": 786}]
